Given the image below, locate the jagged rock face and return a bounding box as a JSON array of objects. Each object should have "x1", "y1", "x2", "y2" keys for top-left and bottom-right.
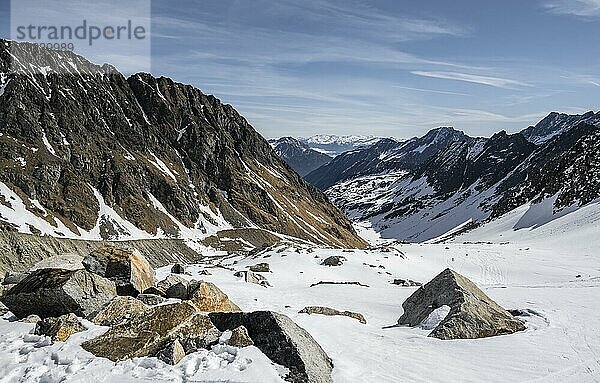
[
  {"x1": 209, "y1": 311, "x2": 333, "y2": 383},
  {"x1": 268, "y1": 137, "x2": 332, "y2": 176},
  {"x1": 398, "y1": 269, "x2": 525, "y2": 340},
  {"x1": 320, "y1": 117, "x2": 600, "y2": 242},
  {"x1": 0, "y1": 40, "x2": 366, "y2": 249},
  {"x1": 1, "y1": 268, "x2": 117, "y2": 319},
  {"x1": 521, "y1": 111, "x2": 600, "y2": 145}
]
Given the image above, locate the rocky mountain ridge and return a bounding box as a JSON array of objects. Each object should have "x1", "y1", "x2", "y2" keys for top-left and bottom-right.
[
  {"x1": 268, "y1": 137, "x2": 332, "y2": 176},
  {"x1": 0, "y1": 40, "x2": 366, "y2": 249}
]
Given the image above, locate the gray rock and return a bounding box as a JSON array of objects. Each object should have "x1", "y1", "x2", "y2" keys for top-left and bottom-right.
[
  {"x1": 234, "y1": 270, "x2": 271, "y2": 287},
  {"x1": 171, "y1": 264, "x2": 186, "y2": 275},
  {"x1": 392, "y1": 279, "x2": 422, "y2": 287},
  {"x1": 156, "y1": 339, "x2": 186, "y2": 365},
  {"x1": 299, "y1": 306, "x2": 366, "y2": 324},
  {"x1": 91, "y1": 296, "x2": 148, "y2": 326},
  {"x1": 136, "y1": 293, "x2": 166, "y2": 306},
  {"x1": 320, "y1": 256, "x2": 346, "y2": 267},
  {"x1": 82, "y1": 302, "x2": 220, "y2": 361},
  {"x1": 157, "y1": 274, "x2": 190, "y2": 300},
  {"x1": 34, "y1": 313, "x2": 86, "y2": 342},
  {"x1": 0, "y1": 301, "x2": 8, "y2": 316},
  {"x1": 1, "y1": 268, "x2": 117, "y2": 319},
  {"x1": 31, "y1": 254, "x2": 84, "y2": 272},
  {"x1": 227, "y1": 325, "x2": 254, "y2": 347},
  {"x1": 397, "y1": 268, "x2": 526, "y2": 340},
  {"x1": 249, "y1": 263, "x2": 270, "y2": 273},
  {"x1": 83, "y1": 246, "x2": 155, "y2": 296},
  {"x1": 209, "y1": 311, "x2": 333, "y2": 383}
]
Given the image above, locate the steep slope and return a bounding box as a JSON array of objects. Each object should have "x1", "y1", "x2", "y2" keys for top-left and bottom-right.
[
  {"x1": 0, "y1": 40, "x2": 366, "y2": 248},
  {"x1": 268, "y1": 137, "x2": 332, "y2": 176},
  {"x1": 325, "y1": 115, "x2": 600, "y2": 242},
  {"x1": 521, "y1": 111, "x2": 600, "y2": 145}
]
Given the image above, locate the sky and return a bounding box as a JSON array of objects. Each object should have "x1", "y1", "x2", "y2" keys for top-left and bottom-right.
[{"x1": 1, "y1": 0, "x2": 600, "y2": 139}]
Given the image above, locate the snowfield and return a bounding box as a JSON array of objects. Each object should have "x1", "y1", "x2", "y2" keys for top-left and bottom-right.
[{"x1": 1, "y1": 204, "x2": 600, "y2": 382}]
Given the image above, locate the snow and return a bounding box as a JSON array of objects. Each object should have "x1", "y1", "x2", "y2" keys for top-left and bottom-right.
[
  {"x1": 1, "y1": 208, "x2": 600, "y2": 381},
  {"x1": 148, "y1": 152, "x2": 178, "y2": 182},
  {"x1": 41, "y1": 131, "x2": 57, "y2": 156},
  {"x1": 419, "y1": 305, "x2": 451, "y2": 330}
]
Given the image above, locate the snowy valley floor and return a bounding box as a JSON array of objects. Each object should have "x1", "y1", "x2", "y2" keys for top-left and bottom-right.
[{"x1": 1, "y1": 204, "x2": 600, "y2": 382}]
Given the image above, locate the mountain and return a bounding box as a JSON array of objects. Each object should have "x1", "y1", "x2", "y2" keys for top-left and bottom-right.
[
  {"x1": 521, "y1": 111, "x2": 600, "y2": 145},
  {"x1": 0, "y1": 40, "x2": 367, "y2": 249},
  {"x1": 319, "y1": 116, "x2": 600, "y2": 242},
  {"x1": 299, "y1": 134, "x2": 383, "y2": 157},
  {"x1": 268, "y1": 137, "x2": 332, "y2": 176},
  {"x1": 306, "y1": 127, "x2": 464, "y2": 190}
]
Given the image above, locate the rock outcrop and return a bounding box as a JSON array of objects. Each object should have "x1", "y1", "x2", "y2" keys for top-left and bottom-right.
[
  {"x1": 320, "y1": 256, "x2": 346, "y2": 267},
  {"x1": 82, "y1": 301, "x2": 220, "y2": 361},
  {"x1": 209, "y1": 311, "x2": 333, "y2": 383},
  {"x1": 83, "y1": 246, "x2": 155, "y2": 296},
  {"x1": 299, "y1": 306, "x2": 366, "y2": 324},
  {"x1": 1, "y1": 268, "x2": 116, "y2": 319},
  {"x1": 249, "y1": 263, "x2": 270, "y2": 273},
  {"x1": 397, "y1": 268, "x2": 526, "y2": 340}
]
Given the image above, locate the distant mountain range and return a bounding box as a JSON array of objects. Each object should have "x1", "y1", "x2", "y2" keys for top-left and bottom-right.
[
  {"x1": 0, "y1": 40, "x2": 366, "y2": 249},
  {"x1": 268, "y1": 137, "x2": 332, "y2": 176},
  {"x1": 299, "y1": 134, "x2": 384, "y2": 157},
  {"x1": 302, "y1": 112, "x2": 600, "y2": 242}
]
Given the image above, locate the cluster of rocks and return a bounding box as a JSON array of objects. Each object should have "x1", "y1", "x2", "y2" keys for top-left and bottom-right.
[
  {"x1": 392, "y1": 278, "x2": 422, "y2": 287},
  {"x1": 0, "y1": 247, "x2": 334, "y2": 383},
  {"x1": 299, "y1": 306, "x2": 367, "y2": 324}
]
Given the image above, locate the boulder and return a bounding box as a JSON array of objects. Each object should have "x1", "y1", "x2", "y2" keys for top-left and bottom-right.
[
  {"x1": 397, "y1": 268, "x2": 526, "y2": 340},
  {"x1": 234, "y1": 270, "x2": 271, "y2": 287},
  {"x1": 91, "y1": 296, "x2": 148, "y2": 326},
  {"x1": 171, "y1": 264, "x2": 186, "y2": 274},
  {"x1": 81, "y1": 301, "x2": 220, "y2": 361},
  {"x1": 156, "y1": 339, "x2": 186, "y2": 365},
  {"x1": 0, "y1": 301, "x2": 8, "y2": 316},
  {"x1": 209, "y1": 311, "x2": 333, "y2": 383},
  {"x1": 31, "y1": 254, "x2": 84, "y2": 271},
  {"x1": 137, "y1": 293, "x2": 166, "y2": 306},
  {"x1": 83, "y1": 246, "x2": 155, "y2": 296},
  {"x1": 35, "y1": 313, "x2": 86, "y2": 342},
  {"x1": 299, "y1": 306, "x2": 366, "y2": 324},
  {"x1": 157, "y1": 274, "x2": 190, "y2": 300},
  {"x1": 188, "y1": 281, "x2": 241, "y2": 312},
  {"x1": 227, "y1": 325, "x2": 254, "y2": 347},
  {"x1": 320, "y1": 256, "x2": 346, "y2": 267},
  {"x1": 249, "y1": 263, "x2": 270, "y2": 273},
  {"x1": 1, "y1": 268, "x2": 117, "y2": 319}
]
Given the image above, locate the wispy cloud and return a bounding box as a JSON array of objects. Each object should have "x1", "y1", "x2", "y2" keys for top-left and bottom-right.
[
  {"x1": 411, "y1": 71, "x2": 530, "y2": 89},
  {"x1": 544, "y1": 0, "x2": 600, "y2": 17}
]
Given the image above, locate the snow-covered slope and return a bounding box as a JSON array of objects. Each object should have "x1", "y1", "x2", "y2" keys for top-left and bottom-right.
[
  {"x1": 318, "y1": 116, "x2": 600, "y2": 243},
  {"x1": 2, "y1": 220, "x2": 599, "y2": 382}
]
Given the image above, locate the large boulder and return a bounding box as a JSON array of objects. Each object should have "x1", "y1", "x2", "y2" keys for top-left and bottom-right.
[
  {"x1": 188, "y1": 281, "x2": 241, "y2": 312},
  {"x1": 209, "y1": 311, "x2": 333, "y2": 383},
  {"x1": 34, "y1": 313, "x2": 86, "y2": 342},
  {"x1": 1, "y1": 268, "x2": 117, "y2": 319},
  {"x1": 320, "y1": 256, "x2": 346, "y2": 267},
  {"x1": 397, "y1": 268, "x2": 526, "y2": 340},
  {"x1": 170, "y1": 263, "x2": 186, "y2": 275},
  {"x1": 91, "y1": 296, "x2": 148, "y2": 326},
  {"x1": 83, "y1": 246, "x2": 155, "y2": 296},
  {"x1": 81, "y1": 301, "x2": 220, "y2": 361}
]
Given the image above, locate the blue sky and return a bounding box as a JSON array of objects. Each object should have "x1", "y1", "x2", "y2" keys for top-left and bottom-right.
[{"x1": 1, "y1": 0, "x2": 600, "y2": 138}]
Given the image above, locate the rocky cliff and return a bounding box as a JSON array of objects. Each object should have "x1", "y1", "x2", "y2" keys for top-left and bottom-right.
[{"x1": 0, "y1": 40, "x2": 366, "y2": 249}]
